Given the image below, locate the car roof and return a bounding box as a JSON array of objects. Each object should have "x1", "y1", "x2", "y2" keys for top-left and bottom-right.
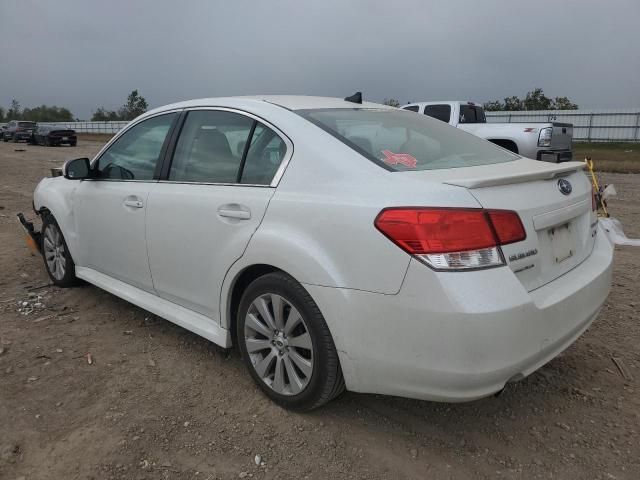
[{"x1": 146, "y1": 95, "x2": 392, "y2": 116}]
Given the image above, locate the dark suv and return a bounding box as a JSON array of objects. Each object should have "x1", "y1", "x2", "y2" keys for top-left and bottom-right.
[{"x1": 3, "y1": 120, "x2": 37, "y2": 143}]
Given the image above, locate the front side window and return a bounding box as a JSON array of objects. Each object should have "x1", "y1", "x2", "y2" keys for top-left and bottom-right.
[
  {"x1": 168, "y1": 110, "x2": 287, "y2": 185},
  {"x1": 97, "y1": 113, "x2": 176, "y2": 180},
  {"x1": 424, "y1": 104, "x2": 451, "y2": 123},
  {"x1": 402, "y1": 105, "x2": 419, "y2": 112},
  {"x1": 297, "y1": 108, "x2": 517, "y2": 171}
]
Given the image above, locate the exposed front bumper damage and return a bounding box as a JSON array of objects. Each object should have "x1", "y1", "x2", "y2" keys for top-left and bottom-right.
[{"x1": 17, "y1": 212, "x2": 42, "y2": 253}]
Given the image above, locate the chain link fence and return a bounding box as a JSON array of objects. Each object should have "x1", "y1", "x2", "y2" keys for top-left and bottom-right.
[{"x1": 486, "y1": 109, "x2": 640, "y2": 142}]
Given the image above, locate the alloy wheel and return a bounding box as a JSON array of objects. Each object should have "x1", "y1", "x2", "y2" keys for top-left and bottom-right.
[
  {"x1": 43, "y1": 224, "x2": 66, "y2": 281},
  {"x1": 243, "y1": 293, "x2": 314, "y2": 395}
]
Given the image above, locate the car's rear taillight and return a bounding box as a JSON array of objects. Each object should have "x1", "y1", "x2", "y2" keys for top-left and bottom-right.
[{"x1": 374, "y1": 208, "x2": 526, "y2": 270}]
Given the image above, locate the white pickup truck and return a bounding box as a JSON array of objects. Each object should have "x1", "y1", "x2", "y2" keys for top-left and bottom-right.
[{"x1": 402, "y1": 101, "x2": 573, "y2": 162}]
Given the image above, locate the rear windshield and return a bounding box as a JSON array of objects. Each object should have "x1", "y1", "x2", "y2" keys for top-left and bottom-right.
[
  {"x1": 18, "y1": 121, "x2": 36, "y2": 128},
  {"x1": 297, "y1": 108, "x2": 517, "y2": 171},
  {"x1": 458, "y1": 105, "x2": 486, "y2": 124}
]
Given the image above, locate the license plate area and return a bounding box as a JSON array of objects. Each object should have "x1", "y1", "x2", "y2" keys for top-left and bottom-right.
[
  {"x1": 549, "y1": 222, "x2": 573, "y2": 263},
  {"x1": 62, "y1": 137, "x2": 68, "y2": 140}
]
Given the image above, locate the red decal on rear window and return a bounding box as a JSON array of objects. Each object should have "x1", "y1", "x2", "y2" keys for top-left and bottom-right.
[{"x1": 381, "y1": 150, "x2": 417, "y2": 168}]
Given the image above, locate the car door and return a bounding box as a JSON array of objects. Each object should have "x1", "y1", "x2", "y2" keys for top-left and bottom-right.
[
  {"x1": 145, "y1": 108, "x2": 291, "y2": 320},
  {"x1": 73, "y1": 112, "x2": 178, "y2": 292}
]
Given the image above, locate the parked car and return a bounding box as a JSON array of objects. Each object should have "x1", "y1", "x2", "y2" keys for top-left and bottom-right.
[
  {"x1": 2, "y1": 120, "x2": 37, "y2": 142},
  {"x1": 402, "y1": 101, "x2": 573, "y2": 162},
  {"x1": 19, "y1": 96, "x2": 613, "y2": 410},
  {"x1": 32, "y1": 124, "x2": 77, "y2": 147}
]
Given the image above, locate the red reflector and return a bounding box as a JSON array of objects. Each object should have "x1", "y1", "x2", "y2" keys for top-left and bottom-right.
[
  {"x1": 487, "y1": 210, "x2": 526, "y2": 245},
  {"x1": 375, "y1": 208, "x2": 526, "y2": 255}
]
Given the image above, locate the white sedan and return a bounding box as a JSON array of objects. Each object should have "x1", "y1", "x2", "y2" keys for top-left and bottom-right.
[{"x1": 21, "y1": 95, "x2": 614, "y2": 410}]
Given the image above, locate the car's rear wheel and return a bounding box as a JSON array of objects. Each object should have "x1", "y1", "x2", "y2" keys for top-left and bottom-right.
[
  {"x1": 41, "y1": 214, "x2": 79, "y2": 287},
  {"x1": 44, "y1": 137, "x2": 51, "y2": 147},
  {"x1": 237, "y1": 272, "x2": 344, "y2": 411}
]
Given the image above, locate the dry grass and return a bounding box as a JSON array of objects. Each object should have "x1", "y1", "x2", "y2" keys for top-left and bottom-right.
[
  {"x1": 573, "y1": 142, "x2": 640, "y2": 173},
  {"x1": 77, "y1": 133, "x2": 114, "y2": 142}
]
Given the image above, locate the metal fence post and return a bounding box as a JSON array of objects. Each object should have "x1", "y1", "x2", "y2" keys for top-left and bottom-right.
[
  {"x1": 635, "y1": 112, "x2": 640, "y2": 141},
  {"x1": 587, "y1": 113, "x2": 593, "y2": 142}
]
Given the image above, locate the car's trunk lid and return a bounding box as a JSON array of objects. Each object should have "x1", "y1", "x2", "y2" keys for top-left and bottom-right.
[{"x1": 411, "y1": 159, "x2": 597, "y2": 291}]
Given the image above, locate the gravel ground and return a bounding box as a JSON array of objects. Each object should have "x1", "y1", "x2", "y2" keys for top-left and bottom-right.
[{"x1": 0, "y1": 140, "x2": 638, "y2": 480}]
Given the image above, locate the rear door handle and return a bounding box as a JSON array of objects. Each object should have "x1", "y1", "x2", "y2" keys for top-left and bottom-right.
[
  {"x1": 123, "y1": 198, "x2": 144, "y2": 209},
  {"x1": 217, "y1": 204, "x2": 251, "y2": 220}
]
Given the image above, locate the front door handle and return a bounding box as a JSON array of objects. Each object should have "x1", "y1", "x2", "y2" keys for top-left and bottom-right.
[
  {"x1": 123, "y1": 197, "x2": 144, "y2": 209},
  {"x1": 217, "y1": 204, "x2": 251, "y2": 220}
]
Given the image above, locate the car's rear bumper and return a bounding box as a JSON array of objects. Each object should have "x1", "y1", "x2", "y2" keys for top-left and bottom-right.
[
  {"x1": 48, "y1": 135, "x2": 77, "y2": 145},
  {"x1": 305, "y1": 224, "x2": 613, "y2": 402},
  {"x1": 537, "y1": 149, "x2": 573, "y2": 163},
  {"x1": 13, "y1": 133, "x2": 32, "y2": 141}
]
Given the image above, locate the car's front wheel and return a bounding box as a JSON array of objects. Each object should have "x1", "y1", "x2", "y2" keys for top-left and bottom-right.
[
  {"x1": 237, "y1": 272, "x2": 344, "y2": 411},
  {"x1": 41, "y1": 214, "x2": 79, "y2": 287}
]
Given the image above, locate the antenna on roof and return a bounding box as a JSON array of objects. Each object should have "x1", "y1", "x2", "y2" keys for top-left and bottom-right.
[{"x1": 344, "y1": 92, "x2": 362, "y2": 104}]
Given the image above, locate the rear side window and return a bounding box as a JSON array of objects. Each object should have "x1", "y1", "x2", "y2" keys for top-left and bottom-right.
[
  {"x1": 240, "y1": 124, "x2": 287, "y2": 184},
  {"x1": 168, "y1": 110, "x2": 287, "y2": 185},
  {"x1": 297, "y1": 108, "x2": 517, "y2": 171},
  {"x1": 459, "y1": 105, "x2": 486, "y2": 124},
  {"x1": 97, "y1": 113, "x2": 176, "y2": 180},
  {"x1": 18, "y1": 121, "x2": 36, "y2": 128},
  {"x1": 423, "y1": 105, "x2": 451, "y2": 123},
  {"x1": 402, "y1": 105, "x2": 419, "y2": 112}
]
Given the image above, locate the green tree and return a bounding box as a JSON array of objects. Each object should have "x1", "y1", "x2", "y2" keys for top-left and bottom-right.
[
  {"x1": 7, "y1": 99, "x2": 21, "y2": 119},
  {"x1": 523, "y1": 88, "x2": 553, "y2": 111},
  {"x1": 383, "y1": 98, "x2": 400, "y2": 108},
  {"x1": 119, "y1": 89, "x2": 148, "y2": 120},
  {"x1": 0, "y1": 107, "x2": 5, "y2": 122},
  {"x1": 91, "y1": 107, "x2": 122, "y2": 121},
  {"x1": 503, "y1": 95, "x2": 524, "y2": 111},
  {"x1": 483, "y1": 100, "x2": 504, "y2": 111},
  {"x1": 553, "y1": 96, "x2": 578, "y2": 110},
  {"x1": 21, "y1": 105, "x2": 74, "y2": 122}
]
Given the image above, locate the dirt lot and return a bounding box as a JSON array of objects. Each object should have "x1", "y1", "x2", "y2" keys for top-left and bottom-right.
[{"x1": 1, "y1": 140, "x2": 639, "y2": 480}]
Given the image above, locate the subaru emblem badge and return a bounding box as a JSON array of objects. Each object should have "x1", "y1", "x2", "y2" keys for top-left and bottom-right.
[{"x1": 557, "y1": 178, "x2": 572, "y2": 195}]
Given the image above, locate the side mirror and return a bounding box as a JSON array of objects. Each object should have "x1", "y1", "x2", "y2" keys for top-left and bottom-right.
[{"x1": 63, "y1": 158, "x2": 92, "y2": 180}]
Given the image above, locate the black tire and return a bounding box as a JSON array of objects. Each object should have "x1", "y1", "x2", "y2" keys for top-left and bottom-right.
[
  {"x1": 44, "y1": 137, "x2": 51, "y2": 147},
  {"x1": 41, "y1": 214, "x2": 79, "y2": 287},
  {"x1": 237, "y1": 272, "x2": 345, "y2": 411},
  {"x1": 13, "y1": 135, "x2": 19, "y2": 143},
  {"x1": 70, "y1": 141, "x2": 77, "y2": 147}
]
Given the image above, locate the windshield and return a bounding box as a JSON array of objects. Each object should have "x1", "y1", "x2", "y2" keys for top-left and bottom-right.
[{"x1": 297, "y1": 108, "x2": 517, "y2": 171}]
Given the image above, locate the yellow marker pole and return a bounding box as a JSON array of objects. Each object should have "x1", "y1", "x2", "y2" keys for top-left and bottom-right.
[{"x1": 584, "y1": 157, "x2": 608, "y2": 217}]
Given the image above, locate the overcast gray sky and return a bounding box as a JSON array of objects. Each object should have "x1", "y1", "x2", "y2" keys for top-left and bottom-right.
[{"x1": 1, "y1": 0, "x2": 638, "y2": 119}]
